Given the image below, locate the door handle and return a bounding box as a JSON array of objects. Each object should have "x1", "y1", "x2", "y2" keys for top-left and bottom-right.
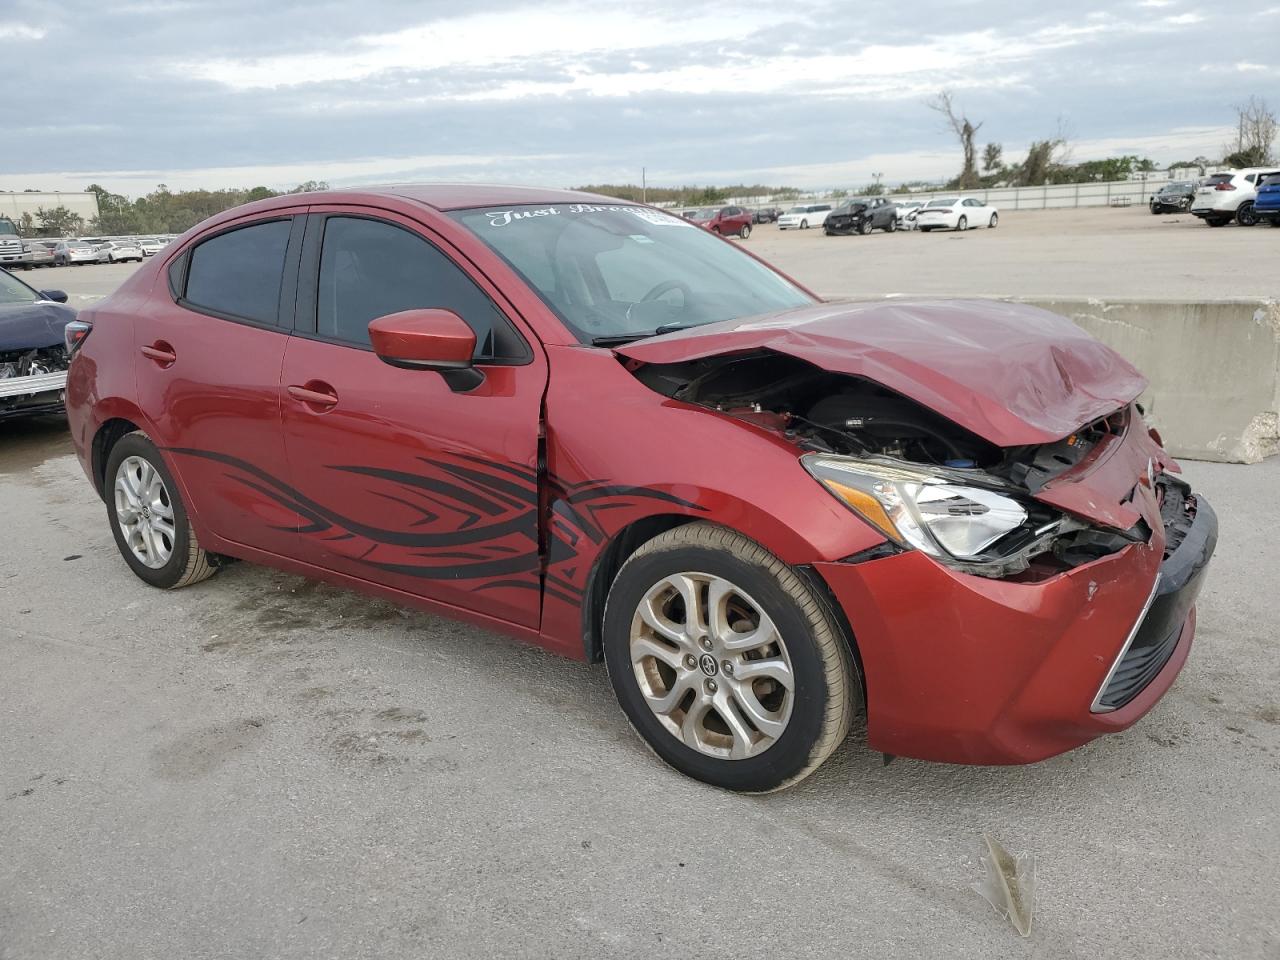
[
  {"x1": 287, "y1": 383, "x2": 339, "y2": 409},
  {"x1": 140, "y1": 342, "x2": 177, "y2": 366}
]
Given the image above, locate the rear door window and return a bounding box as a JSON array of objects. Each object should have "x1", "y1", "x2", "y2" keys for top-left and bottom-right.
[{"x1": 183, "y1": 219, "x2": 292, "y2": 325}]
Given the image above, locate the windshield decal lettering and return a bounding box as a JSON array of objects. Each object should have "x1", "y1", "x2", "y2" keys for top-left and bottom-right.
[{"x1": 483, "y1": 204, "x2": 692, "y2": 228}]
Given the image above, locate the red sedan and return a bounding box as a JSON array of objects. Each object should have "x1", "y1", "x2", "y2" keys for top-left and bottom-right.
[
  {"x1": 63, "y1": 185, "x2": 1216, "y2": 792},
  {"x1": 686, "y1": 205, "x2": 754, "y2": 238}
]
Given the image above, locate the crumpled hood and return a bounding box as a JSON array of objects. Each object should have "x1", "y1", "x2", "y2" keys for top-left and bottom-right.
[
  {"x1": 0, "y1": 300, "x2": 76, "y2": 353},
  {"x1": 616, "y1": 298, "x2": 1147, "y2": 446}
]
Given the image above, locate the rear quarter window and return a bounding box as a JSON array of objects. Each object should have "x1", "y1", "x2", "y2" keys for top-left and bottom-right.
[{"x1": 183, "y1": 219, "x2": 292, "y2": 325}]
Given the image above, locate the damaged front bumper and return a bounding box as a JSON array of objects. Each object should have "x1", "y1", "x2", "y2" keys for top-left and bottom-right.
[
  {"x1": 0, "y1": 369, "x2": 68, "y2": 419},
  {"x1": 814, "y1": 477, "x2": 1216, "y2": 765}
]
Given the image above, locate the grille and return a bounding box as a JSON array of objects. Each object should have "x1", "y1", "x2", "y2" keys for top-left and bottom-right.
[{"x1": 1094, "y1": 607, "x2": 1183, "y2": 711}]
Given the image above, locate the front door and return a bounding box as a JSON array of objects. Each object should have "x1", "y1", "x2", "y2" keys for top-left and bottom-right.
[
  {"x1": 133, "y1": 213, "x2": 306, "y2": 554},
  {"x1": 279, "y1": 210, "x2": 548, "y2": 628}
]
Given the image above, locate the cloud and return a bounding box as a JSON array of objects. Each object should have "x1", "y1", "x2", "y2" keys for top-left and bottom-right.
[
  {"x1": 3, "y1": 0, "x2": 1278, "y2": 196},
  {"x1": 0, "y1": 22, "x2": 45, "y2": 39}
]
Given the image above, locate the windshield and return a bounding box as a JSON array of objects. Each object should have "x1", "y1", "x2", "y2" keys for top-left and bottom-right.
[
  {"x1": 451, "y1": 203, "x2": 813, "y2": 343},
  {"x1": 926, "y1": 198, "x2": 958, "y2": 208},
  {"x1": 0, "y1": 220, "x2": 18, "y2": 237},
  {"x1": 0, "y1": 269, "x2": 39, "y2": 305},
  {"x1": 1163, "y1": 182, "x2": 1193, "y2": 192}
]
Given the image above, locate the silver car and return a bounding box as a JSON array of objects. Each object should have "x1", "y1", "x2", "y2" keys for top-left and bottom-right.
[{"x1": 54, "y1": 241, "x2": 99, "y2": 266}]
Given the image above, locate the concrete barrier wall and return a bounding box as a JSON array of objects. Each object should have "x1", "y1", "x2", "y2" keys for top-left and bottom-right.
[{"x1": 1020, "y1": 298, "x2": 1280, "y2": 464}]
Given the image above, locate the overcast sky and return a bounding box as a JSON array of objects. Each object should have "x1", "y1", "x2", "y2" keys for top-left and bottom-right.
[{"x1": 2, "y1": 0, "x2": 1277, "y2": 196}]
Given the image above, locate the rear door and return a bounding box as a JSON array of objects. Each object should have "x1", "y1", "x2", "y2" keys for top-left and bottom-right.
[
  {"x1": 279, "y1": 207, "x2": 548, "y2": 628},
  {"x1": 134, "y1": 211, "x2": 306, "y2": 554}
]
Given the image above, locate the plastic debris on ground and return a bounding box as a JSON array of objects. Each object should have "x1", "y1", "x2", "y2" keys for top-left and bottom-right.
[{"x1": 972, "y1": 833, "x2": 1036, "y2": 937}]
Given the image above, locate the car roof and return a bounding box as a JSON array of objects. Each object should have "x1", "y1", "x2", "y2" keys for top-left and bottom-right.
[{"x1": 303, "y1": 183, "x2": 625, "y2": 212}]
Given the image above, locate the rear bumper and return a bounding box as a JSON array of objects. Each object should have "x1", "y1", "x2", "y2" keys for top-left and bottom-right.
[{"x1": 814, "y1": 487, "x2": 1216, "y2": 765}]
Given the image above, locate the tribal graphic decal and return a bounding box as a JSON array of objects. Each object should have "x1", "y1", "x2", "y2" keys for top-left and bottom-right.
[{"x1": 166, "y1": 447, "x2": 704, "y2": 608}]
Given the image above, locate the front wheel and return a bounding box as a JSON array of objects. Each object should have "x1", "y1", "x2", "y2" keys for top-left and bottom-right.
[
  {"x1": 988, "y1": 213, "x2": 998, "y2": 228},
  {"x1": 858, "y1": 219, "x2": 872, "y2": 235},
  {"x1": 885, "y1": 217, "x2": 897, "y2": 233},
  {"x1": 738, "y1": 224, "x2": 751, "y2": 240},
  {"x1": 105, "y1": 432, "x2": 218, "y2": 589},
  {"x1": 1237, "y1": 202, "x2": 1257, "y2": 227},
  {"x1": 799, "y1": 219, "x2": 809, "y2": 230},
  {"x1": 956, "y1": 215, "x2": 968, "y2": 231},
  {"x1": 603, "y1": 522, "x2": 859, "y2": 792}
]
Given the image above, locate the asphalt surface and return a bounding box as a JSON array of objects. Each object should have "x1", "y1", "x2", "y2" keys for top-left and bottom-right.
[{"x1": 3, "y1": 219, "x2": 1279, "y2": 958}]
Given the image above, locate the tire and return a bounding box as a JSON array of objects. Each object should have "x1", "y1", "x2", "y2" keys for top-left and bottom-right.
[
  {"x1": 1269, "y1": 219, "x2": 1280, "y2": 228},
  {"x1": 602, "y1": 522, "x2": 859, "y2": 793},
  {"x1": 105, "y1": 431, "x2": 218, "y2": 590},
  {"x1": 1207, "y1": 217, "x2": 1227, "y2": 227},
  {"x1": 920, "y1": 226, "x2": 933, "y2": 232},
  {"x1": 799, "y1": 219, "x2": 808, "y2": 230},
  {"x1": 1236, "y1": 202, "x2": 1257, "y2": 227},
  {"x1": 738, "y1": 224, "x2": 751, "y2": 240},
  {"x1": 885, "y1": 217, "x2": 897, "y2": 233},
  {"x1": 988, "y1": 213, "x2": 998, "y2": 228},
  {"x1": 711, "y1": 226, "x2": 720, "y2": 235},
  {"x1": 858, "y1": 219, "x2": 872, "y2": 236},
  {"x1": 957, "y1": 215, "x2": 968, "y2": 231}
]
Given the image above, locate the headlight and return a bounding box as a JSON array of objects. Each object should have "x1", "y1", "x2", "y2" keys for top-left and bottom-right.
[{"x1": 801, "y1": 454, "x2": 1031, "y2": 562}]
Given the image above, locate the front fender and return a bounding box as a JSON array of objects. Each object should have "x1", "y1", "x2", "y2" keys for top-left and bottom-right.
[{"x1": 537, "y1": 346, "x2": 885, "y2": 656}]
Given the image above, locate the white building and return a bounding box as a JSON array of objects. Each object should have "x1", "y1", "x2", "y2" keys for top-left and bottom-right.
[{"x1": 0, "y1": 191, "x2": 101, "y2": 226}]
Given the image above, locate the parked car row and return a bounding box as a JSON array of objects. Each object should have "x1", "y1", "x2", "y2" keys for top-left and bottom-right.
[
  {"x1": 8, "y1": 234, "x2": 173, "y2": 269},
  {"x1": 1189, "y1": 167, "x2": 1280, "y2": 227}
]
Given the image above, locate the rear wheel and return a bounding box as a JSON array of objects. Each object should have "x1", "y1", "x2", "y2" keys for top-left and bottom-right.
[
  {"x1": 738, "y1": 224, "x2": 751, "y2": 240},
  {"x1": 885, "y1": 217, "x2": 897, "y2": 233},
  {"x1": 105, "y1": 432, "x2": 218, "y2": 590},
  {"x1": 603, "y1": 522, "x2": 859, "y2": 792},
  {"x1": 1237, "y1": 202, "x2": 1257, "y2": 227}
]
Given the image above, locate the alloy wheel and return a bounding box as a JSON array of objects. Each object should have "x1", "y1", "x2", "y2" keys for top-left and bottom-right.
[
  {"x1": 114, "y1": 455, "x2": 176, "y2": 569},
  {"x1": 628, "y1": 572, "x2": 794, "y2": 760},
  {"x1": 1237, "y1": 202, "x2": 1257, "y2": 227}
]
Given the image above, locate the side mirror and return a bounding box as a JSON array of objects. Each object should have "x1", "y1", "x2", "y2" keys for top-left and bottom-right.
[
  {"x1": 368, "y1": 308, "x2": 484, "y2": 392},
  {"x1": 40, "y1": 290, "x2": 69, "y2": 303}
]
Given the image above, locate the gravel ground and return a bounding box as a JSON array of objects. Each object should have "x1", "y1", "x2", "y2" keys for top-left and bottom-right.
[{"x1": 2, "y1": 210, "x2": 1278, "y2": 958}]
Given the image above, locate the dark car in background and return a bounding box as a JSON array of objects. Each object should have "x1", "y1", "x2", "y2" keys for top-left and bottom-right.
[
  {"x1": 753, "y1": 207, "x2": 781, "y2": 224},
  {"x1": 824, "y1": 197, "x2": 899, "y2": 235},
  {"x1": 1149, "y1": 181, "x2": 1196, "y2": 214},
  {"x1": 687, "y1": 206, "x2": 754, "y2": 238},
  {"x1": 1254, "y1": 173, "x2": 1280, "y2": 226},
  {"x1": 0, "y1": 268, "x2": 74, "y2": 420}
]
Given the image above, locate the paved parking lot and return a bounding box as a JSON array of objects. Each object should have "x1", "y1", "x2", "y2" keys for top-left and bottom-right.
[
  {"x1": 751, "y1": 206, "x2": 1280, "y2": 301},
  {"x1": 2, "y1": 211, "x2": 1278, "y2": 958}
]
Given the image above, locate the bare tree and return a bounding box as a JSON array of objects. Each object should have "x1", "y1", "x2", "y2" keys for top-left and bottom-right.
[
  {"x1": 928, "y1": 90, "x2": 983, "y2": 189},
  {"x1": 982, "y1": 142, "x2": 1003, "y2": 173},
  {"x1": 1223, "y1": 96, "x2": 1277, "y2": 167}
]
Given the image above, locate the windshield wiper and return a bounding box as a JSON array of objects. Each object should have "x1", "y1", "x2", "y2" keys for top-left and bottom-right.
[{"x1": 590, "y1": 323, "x2": 699, "y2": 348}]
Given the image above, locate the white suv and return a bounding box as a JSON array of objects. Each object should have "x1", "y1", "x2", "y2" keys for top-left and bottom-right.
[
  {"x1": 777, "y1": 204, "x2": 833, "y2": 230},
  {"x1": 1190, "y1": 167, "x2": 1280, "y2": 227}
]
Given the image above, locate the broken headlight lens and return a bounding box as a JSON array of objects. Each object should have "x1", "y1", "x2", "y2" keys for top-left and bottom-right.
[{"x1": 801, "y1": 454, "x2": 1030, "y2": 562}]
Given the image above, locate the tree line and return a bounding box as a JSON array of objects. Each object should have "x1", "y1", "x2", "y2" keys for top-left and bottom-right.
[
  {"x1": 929, "y1": 91, "x2": 1277, "y2": 190},
  {"x1": 9, "y1": 180, "x2": 330, "y2": 237}
]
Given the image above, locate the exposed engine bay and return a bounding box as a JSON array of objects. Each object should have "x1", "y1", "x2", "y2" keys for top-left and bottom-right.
[
  {"x1": 629, "y1": 350, "x2": 1157, "y2": 580},
  {"x1": 0, "y1": 346, "x2": 69, "y2": 418}
]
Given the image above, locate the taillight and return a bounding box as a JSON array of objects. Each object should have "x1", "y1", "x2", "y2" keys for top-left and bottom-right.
[
  {"x1": 64, "y1": 319, "x2": 92, "y2": 356},
  {"x1": 1215, "y1": 182, "x2": 1237, "y2": 191}
]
